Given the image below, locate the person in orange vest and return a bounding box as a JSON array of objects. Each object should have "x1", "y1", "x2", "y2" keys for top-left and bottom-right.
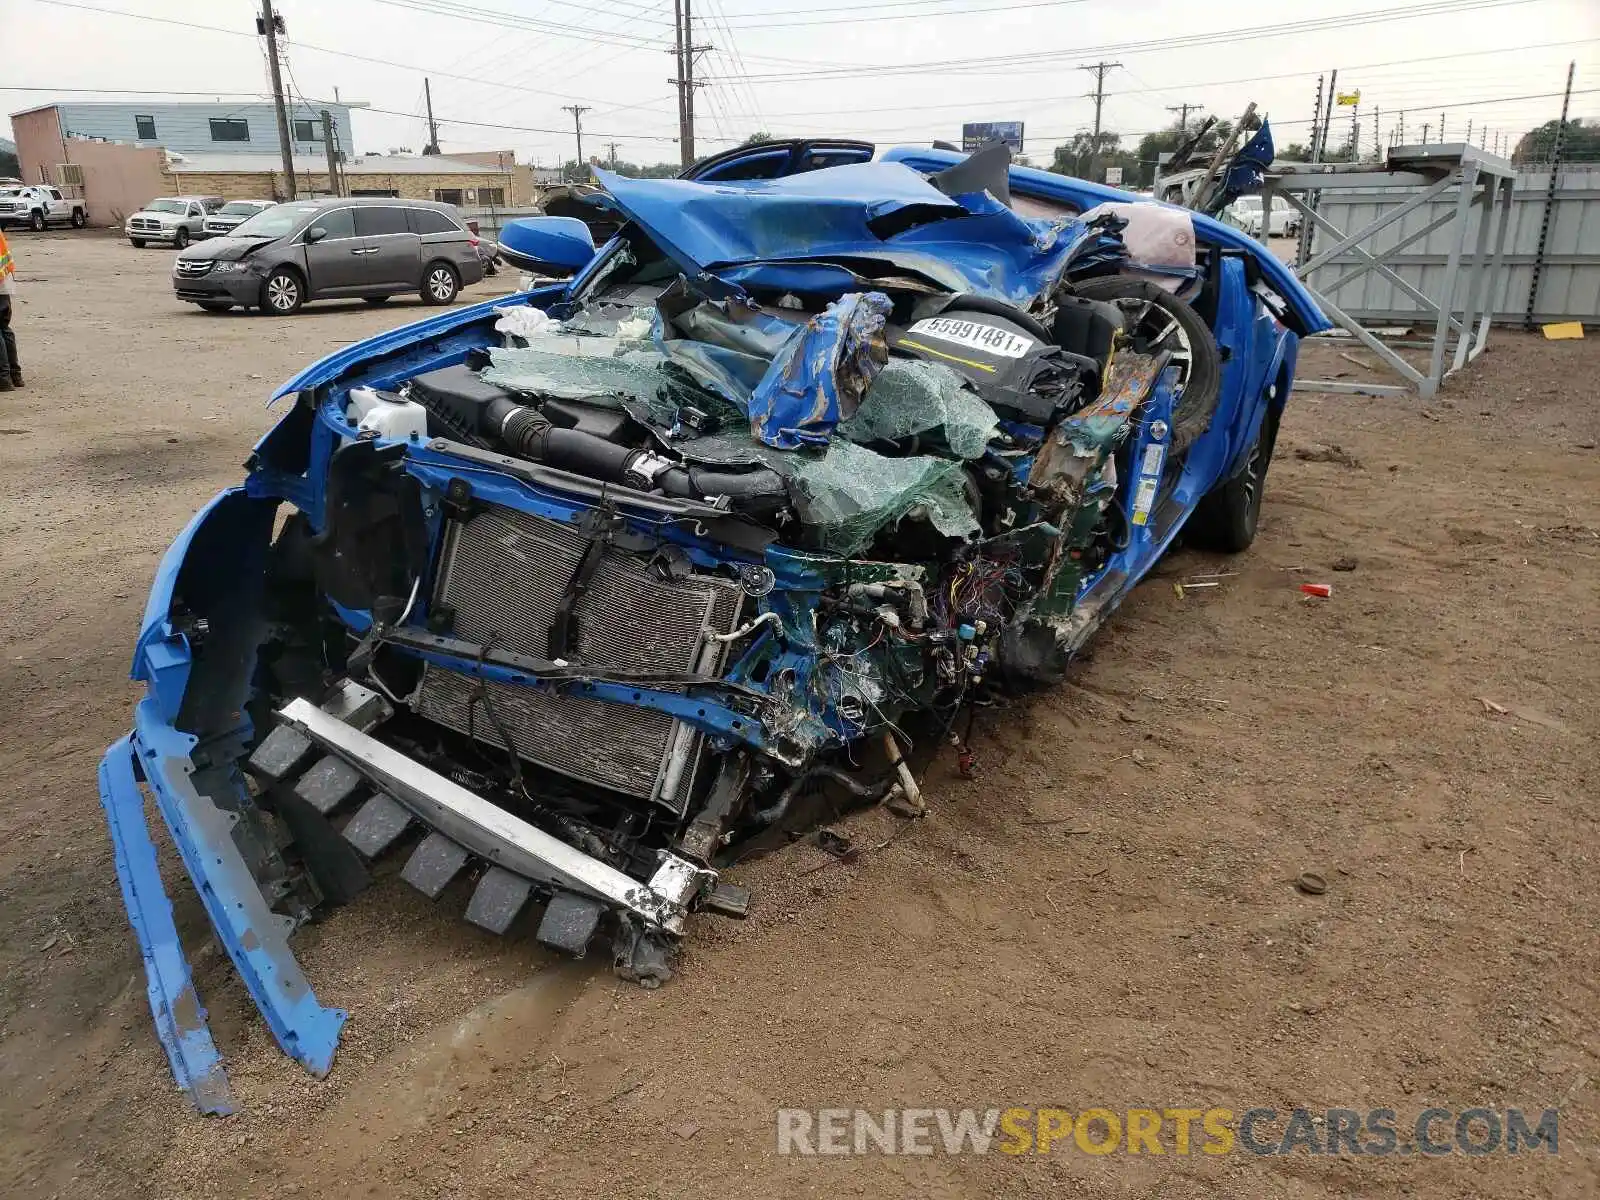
[{"x1": 0, "y1": 227, "x2": 19, "y2": 391}]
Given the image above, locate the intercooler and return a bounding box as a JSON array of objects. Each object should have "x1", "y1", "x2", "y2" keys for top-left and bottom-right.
[{"x1": 412, "y1": 504, "x2": 743, "y2": 811}]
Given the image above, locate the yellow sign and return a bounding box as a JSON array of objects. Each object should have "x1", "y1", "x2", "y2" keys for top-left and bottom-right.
[{"x1": 1336, "y1": 90, "x2": 1361, "y2": 106}]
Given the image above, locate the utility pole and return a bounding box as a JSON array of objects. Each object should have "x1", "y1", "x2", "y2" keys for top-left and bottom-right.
[
  {"x1": 1373, "y1": 106, "x2": 1380, "y2": 162},
  {"x1": 1080, "y1": 60, "x2": 1121, "y2": 181},
  {"x1": 1351, "y1": 102, "x2": 1359, "y2": 161},
  {"x1": 258, "y1": 0, "x2": 297, "y2": 199},
  {"x1": 423, "y1": 77, "x2": 440, "y2": 155},
  {"x1": 1166, "y1": 102, "x2": 1203, "y2": 133},
  {"x1": 1309, "y1": 75, "x2": 1324, "y2": 162},
  {"x1": 1398, "y1": 110, "x2": 1404, "y2": 145},
  {"x1": 1465, "y1": 117, "x2": 1473, "y2": 146},
  {"x1": 1422, "y1": 123, "x2": 1431, "y2": 143},
  {"x1": 1439, "y1": 114, "x2": 1447, "y2": 142},
  {"x1": 320, "y1": 109, "x2": 341, "y2": 197},
  {"x1": 606, "y1": 141, "x2": 619, "y2": 170},
  {"x1": 672, "y1": 0, "x2": 688, "y2": 167},
  {"x1": 669, "y1": 0, "x2": 710, "y2": 167},
  {"x1": 1318, "y1": 69, "x2": 1338, "y2": 159},
  {"x1": 1524, "y1": 59, "x2": 1576, "y2": 329},
  {"x1": 562, "y1": 104, "x2": 590, "y2": 181},
  {"x1": 684, "y1": 0, "x2": 698, "y2": 164}
]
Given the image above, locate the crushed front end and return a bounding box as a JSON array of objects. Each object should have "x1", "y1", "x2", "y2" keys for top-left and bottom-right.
[{"x1": 101, "y1": 150, "x2": 1323, "y2": 1111}]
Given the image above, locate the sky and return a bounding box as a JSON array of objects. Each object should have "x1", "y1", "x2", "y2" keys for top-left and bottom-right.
[{"x1": 4, "y1": 0, "x2": 1598, "y2": 169}]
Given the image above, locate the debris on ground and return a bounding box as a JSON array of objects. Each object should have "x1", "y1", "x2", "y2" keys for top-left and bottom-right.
[{"x1": 1294, "y1": 442, "x2": 1364, "y2": 468}]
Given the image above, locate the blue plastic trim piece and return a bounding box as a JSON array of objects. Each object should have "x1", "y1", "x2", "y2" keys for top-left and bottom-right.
[
  {"x1": 130, "y1": 699, "x2": 348, "y2": 1077},
  {"x1": 98, "y1": 736, "x2": 236, "y2": 1115}
]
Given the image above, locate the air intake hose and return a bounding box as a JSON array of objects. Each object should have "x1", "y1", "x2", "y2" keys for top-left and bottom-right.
[{"x1": 483, "y1": 396, "x2": 790, "y2": 514}]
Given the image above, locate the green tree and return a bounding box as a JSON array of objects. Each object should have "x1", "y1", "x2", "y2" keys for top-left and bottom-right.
[
  {"x1": 1512, "y1": 118, "x2": 1600, "y2": 164},
  {"x1": 1048, "y1": 131, "x2": 1138, "y2": 185},
  {"x1": 0, "y1": 148, "x2": 18, "y2": 179},
  {"x1": 738, "y1": 130, "x2": 774, "y2": 147},
  {"x1": 1129, "y1": 119, "x2": 1235, "y2": 188}
]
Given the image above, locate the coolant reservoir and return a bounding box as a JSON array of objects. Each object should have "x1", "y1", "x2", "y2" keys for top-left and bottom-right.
[{"x1": 348, "y1": 386, "x2": 428, "y2": 441}]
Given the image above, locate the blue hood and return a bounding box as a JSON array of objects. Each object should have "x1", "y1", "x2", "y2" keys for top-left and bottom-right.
[
  {"x1": 592, "y1": 161, "x2": 1110, "y2": 308},
  {"x1": 883, "y1": 146, "x2": 1330, "y2": 337}
]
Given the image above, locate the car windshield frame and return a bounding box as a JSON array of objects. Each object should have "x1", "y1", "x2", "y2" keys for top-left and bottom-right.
[
  {"x1": 145, "y1": 199, "x2": 189, "y2": 215},
  {"x1": 229, "y1": 203, "x2": 321, "y2": 239}
]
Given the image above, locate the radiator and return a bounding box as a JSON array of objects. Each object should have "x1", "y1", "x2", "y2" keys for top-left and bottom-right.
[{"x1": 412, "y1": 504, "x2": 743, "y2": 810}]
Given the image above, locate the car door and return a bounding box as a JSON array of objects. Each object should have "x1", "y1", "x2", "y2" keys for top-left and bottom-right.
[
  {"x1": 353, "y1": 205, "x2": 421, "y2": 291},
  {"x1": 299, "y1": 207, "x2": 365, "y2": 295}
]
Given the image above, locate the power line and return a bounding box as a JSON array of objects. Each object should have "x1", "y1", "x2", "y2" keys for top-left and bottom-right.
[
  {"x1": 700, "y1": 38, "x2": 1596, "y2": 122},
  {"x1": 703, "y1": 0, "x2": 1552, "y2": 83},
  {"x1": 715, "y1": 0, "x2": 1091, "y2": 29},
  {"x1": 21, "y1": 0, "x2": 638, "y2": 106}
]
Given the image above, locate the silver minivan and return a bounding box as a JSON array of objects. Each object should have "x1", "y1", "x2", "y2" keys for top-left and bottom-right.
[{"x1": 170, "y1": 196, "x2": 486, "y2": 314}]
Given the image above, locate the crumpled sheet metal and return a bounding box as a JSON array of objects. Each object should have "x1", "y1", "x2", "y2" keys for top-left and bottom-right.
[
  {"x1": 1029, "y1": 350, "x2": 1162, "y2": 505},
  {"x1": 839, "y1": 358, "x2": 998, "y2": 460},
  {"x1": 747, "y1": 292, "x2": 892, "y2": 451},
  {"x1": 594, "y1": 162, "x2": 1120, "y2": 309},
  {"x1": 651, "y1": 298, "x2": 803, "y2": 412}
]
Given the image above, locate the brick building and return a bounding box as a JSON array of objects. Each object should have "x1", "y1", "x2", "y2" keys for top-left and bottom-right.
[{"x1": 9, "y1": 98, "x2": 524, "y2": 225}]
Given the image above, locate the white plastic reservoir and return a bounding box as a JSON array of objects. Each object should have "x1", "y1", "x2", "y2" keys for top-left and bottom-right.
[{"x1": 347, "y1": 386, "x2": 429, "y2": 441}]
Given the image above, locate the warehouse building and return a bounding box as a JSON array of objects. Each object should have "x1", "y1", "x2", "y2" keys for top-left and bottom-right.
[{"x1": 8, "y1": 99, "x2": 522, "y2": 225}]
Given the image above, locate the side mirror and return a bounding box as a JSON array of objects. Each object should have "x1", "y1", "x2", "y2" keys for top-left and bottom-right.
[
  {"x1": 496, "y1": 216, "x2": 596, "y2": 277},
  {"x1": 305, "y1": 226, "x2": 327, "y2": 244}
]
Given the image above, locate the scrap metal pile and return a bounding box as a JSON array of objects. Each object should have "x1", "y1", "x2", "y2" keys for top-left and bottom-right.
[{"x1": 99, "y1": 139, "x2": 1325, "y2": 1112}]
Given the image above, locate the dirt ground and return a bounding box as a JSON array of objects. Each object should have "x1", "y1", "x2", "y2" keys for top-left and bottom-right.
[{"x1": 0, "y1": 231, "x2": 1595, "y2": 1200}]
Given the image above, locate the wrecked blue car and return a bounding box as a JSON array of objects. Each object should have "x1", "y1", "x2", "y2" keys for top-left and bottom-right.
[{"x1": 99, "y1": 138, "x2": 1327, "y2": 1112}]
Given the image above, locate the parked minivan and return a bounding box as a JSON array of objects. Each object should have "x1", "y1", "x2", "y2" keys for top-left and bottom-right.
[{"x1": 171, "y1": 196, "x2": 486, "y2": 314}]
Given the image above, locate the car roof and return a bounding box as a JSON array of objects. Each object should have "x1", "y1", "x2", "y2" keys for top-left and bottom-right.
[{"x1": 281, "y1": 196, "x2": 458, "y2": 211}]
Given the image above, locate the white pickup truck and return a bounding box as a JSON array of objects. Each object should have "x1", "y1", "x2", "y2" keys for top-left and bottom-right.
[{"x1": 0, "y1": 185, "x2": 88, "y2": 231}]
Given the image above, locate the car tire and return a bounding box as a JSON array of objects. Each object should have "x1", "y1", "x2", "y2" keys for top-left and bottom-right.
[
  {"x1": 261, "y1": 268, "x2": 305, "y2": 315},
  {"x1": 197, "y1": 301, "x2": 233, "y2": 313},
  {"x1": 71, "y1": 209, "x2": 86, "y2": 229},
  {"x1": 421, "y1": 261, "x2": 460, "y2": 305},
  {"x1": 1067, "y1": 275, "x2": 1222, "y2": 455},
  {"x1": 173, "y1": 228, "x2": 190, "y2": 249},
  {"x1": 1184, "y1": 404, "x2": 1281, "y2": 553},
  {"x1": 362, "y1": 295, "x2": 392, "y2": 305},
  {"x1": 130, "y1": 238, "x2": 146, "y2": 248},
  {"x1": 29, "y1": 210, "x2": 45, "y2": 232}
]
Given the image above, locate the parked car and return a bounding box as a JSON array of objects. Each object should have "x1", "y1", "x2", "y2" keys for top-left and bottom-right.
[
  {"x1": 0, "y1": 184, "x2": 87, "y2": 231},
  {"x1": 125, "y1": 196, "x2": 224, "y2": 248},
  {"x1": 1226, "y1": 194, "x2": 1300, "y2": 237},
  {"x1": 201, "y1": 199, "x2": 276, "y2": 239},
  {"x1": 170, "y1": 196, "x2": 486, "y2": 314},
  {"x1": 102, "y1": 134, "x2": 1331, "y2": 1111}
]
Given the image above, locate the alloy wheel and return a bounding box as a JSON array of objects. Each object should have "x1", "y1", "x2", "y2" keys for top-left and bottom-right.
[{"x1": 267, "y1": 275, "x2": 299, "y2": 312}]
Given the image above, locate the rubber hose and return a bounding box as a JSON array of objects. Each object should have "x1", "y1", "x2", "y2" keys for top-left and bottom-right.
[
  {"x1": 657, "y1": 465, "x2": 788, "y2": 501},
  {"x1": 749, "y1": 764, "x2": 895, "y2": 829}
]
